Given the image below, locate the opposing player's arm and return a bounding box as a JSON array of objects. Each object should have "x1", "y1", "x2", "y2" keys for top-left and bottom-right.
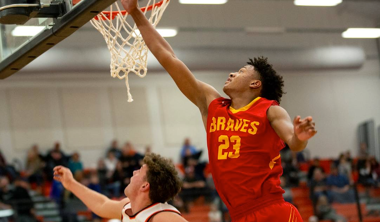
[
  {"x1": 267, "y1": 106, "x2": 317, "y2": 152},
  {"x1": 53, "y1": 166, "x2": 129, "y2": 219},
  {"x1": 151, "y1": 212, "x2": 188, "y2": 222},
  {"x1": 121, "y1": 0, "x2": 221, "y2": 111}
]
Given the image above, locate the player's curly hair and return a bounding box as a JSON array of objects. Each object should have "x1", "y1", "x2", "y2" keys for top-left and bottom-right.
[
  {"x1": 248, "y1": 57, "x2": 284, "y2": 104},
  {"x1": 144, "y1": 153, "x2": 182, "y2": 203}
]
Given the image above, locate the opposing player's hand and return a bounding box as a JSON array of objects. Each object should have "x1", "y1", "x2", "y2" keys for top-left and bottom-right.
[
  {"x1": 53, "y1": 166, "x2": 75, "y2": 189},
  {"x1": 121, "y1": 0, "x2": 139, "y2": 14},
  {"x1": 293, "y1": 116, "x2": 317, "y2": 141}
]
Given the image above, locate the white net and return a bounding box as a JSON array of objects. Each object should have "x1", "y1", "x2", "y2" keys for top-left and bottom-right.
[{"x1": 90, "y1": 0, "x2": 170, "y2": 102}]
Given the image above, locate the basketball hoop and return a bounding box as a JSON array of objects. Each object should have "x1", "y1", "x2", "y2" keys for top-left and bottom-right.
[{"x1": 90, "y1": 0, "x2": 170, "y2": 102}]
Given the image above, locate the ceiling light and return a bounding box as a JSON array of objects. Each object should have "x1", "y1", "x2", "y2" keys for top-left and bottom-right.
[
  {"x1": 180, "y1": 0, "x2": 227, "y2": 4},
  {"x1": 12, "y1": 26, "x2": 46, "y2": 37},
  {"x1": 294, "y1": 0, "x2": 342, "y2": 6},
  {"x1": 157, "y1": 28, "x2": 178, "y2": 37},
  {"x1": 133, "y1": 28, "x2": 178, "y2": 38},
  {"x1": 342, "y1": 28, "x2": 380, "y2": 39}
]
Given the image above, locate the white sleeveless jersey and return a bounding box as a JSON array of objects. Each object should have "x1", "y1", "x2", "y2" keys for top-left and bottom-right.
[{"x1": 121, "y1": 202, "x2": 181, "y2": 222}]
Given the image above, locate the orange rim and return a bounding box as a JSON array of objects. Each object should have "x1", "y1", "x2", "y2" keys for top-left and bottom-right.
[{"x1": 94, "y1": 0, "x2": 169, "y2": 20}]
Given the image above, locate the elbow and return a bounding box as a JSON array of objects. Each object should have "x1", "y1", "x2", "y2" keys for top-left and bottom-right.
[
  {"x1": 169, "y1": 52, "x2": 177, "y2": 60},
  {"x1": 159, "y1": 52, "x2": 177, "y2": 65}
]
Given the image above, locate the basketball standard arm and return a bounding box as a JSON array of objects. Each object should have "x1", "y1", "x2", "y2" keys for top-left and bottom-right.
[
  {"x1": 53, "y1": 166, "x2": 129, "y2": 219},
  {"x1": 123, "y1": 0, "x2": 221, "y2": 113}
]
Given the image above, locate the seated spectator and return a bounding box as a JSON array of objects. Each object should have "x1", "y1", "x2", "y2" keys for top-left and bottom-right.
[
  {"x1": 50, "y1": 180, "x2": 65, "y2": 210},
  {"x1": 107, "y1": 139, "x2": 122, "y2": 159},
  {"x1": 326, "y1": 164, "x2": 355, "y2": 203},
  {"x1": 282, "y1": 158, "x2": 300, "y2": 187},
  {"x1": 10, "y1": 177, "x2": 38, "y2": 222},
  {"x1": 88, "y1": 173, "x2": 102, "y2": 222},
  {"x1": 180, "y1": 138, "x2": 199, "y2": 167},
  {"x1": 109, "y1": 161, "x2": 129, "y2": 198},
  {"x1": 296, "y1": 150, "x2": 307, "y2": 163},
  {"x1": 0, "y1": 177, "x2": 38, "y2": 222},
  {"x1": 337, "y1": 153, "x2": 352, "y2": 183},
  {"x1": 0, "y1": 150, "x2": 19, "y2": 182},
  {"x1": 44, "y1": 142, "x2": 68, "y2": 181},
  {"x1": 187, "y1": 158, "x2": 207, "y2": 181},
  {"x1": 308, "y1": 158, "x2": 325, "y2": 183},
  {"x1": 280, "y1": 144, "x2": 292, "y2": 163},
  {"x1": 68, "y1": 152, "x2": 84, "y2": 181},
  {"x1": 104, "y1": 150, "x2": 118, "y2": 178},
  {"x1": 310, "y1": 168, "x2": 328, "y2": 202},
  {"x1": 25, "y1": 146, "x2": 44, "y2": 190},
  {"x1": 357, "y1": 157, "x2": 375, "y2": 186},
  {"x1": 369, "y1": 156, "x2": 380, "y2": 186},
  {"x1": 96, "y1": 159, "x2": 107, "y2": 193},
  {"x1": 30, "y1": 144, "x2": 45, "y2": 162},
  {"x1": 119, "y1": 142, "x2": 143, "y2": 176},
  {"x1": 345, "y1": 151, "x2": 353, "y2": 166},
  {"x1": 280, "y1": 176, "x2": 293, "y2": 204},
  {"x1": 334, "y1": 153, "x2": 344, "y2": 168},
  {"x1": 0, "y1": 151, "x2": 7, "y2": 177},
  {"x1": 316, "y1": 195, "x2": 347, "y2": 222},
  {"x1": 181, "y1": 138, "x2": 197, "y2": 158},
  {"x1": 46, "y1": 142, "x2": 68, "y2": 163},
  {"x1": 180, "y1": 165, "x2": 211, "y2": 213},
  {"x1": 0, "y1": 176, "x2": 12, "y2": 207}
]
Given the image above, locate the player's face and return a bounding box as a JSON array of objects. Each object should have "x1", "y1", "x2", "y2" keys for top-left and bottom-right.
[
  {"x1": 124, "y1": 164, "x2": 149, "y2": 197},
  {"x1": 223, "y1": 65, "x2": 259, "y2": 94}
]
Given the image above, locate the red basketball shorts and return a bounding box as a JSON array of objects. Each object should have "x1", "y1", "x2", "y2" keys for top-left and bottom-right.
[{"x1": 234, "y1": 202, "x2": 302, "y2": 222}]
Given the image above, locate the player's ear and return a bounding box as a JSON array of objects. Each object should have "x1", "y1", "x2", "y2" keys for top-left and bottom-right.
[
  {"x1": 250, "y1": 80, "x2": 261, "y2": 89},
  {"x1": 141, "y1": 182, "x2": 150, "y2": 191}
]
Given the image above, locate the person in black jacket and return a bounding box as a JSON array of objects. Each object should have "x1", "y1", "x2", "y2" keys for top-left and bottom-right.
[{"x1": 0, "y1": 177, "x2": 38, "y2": 222}]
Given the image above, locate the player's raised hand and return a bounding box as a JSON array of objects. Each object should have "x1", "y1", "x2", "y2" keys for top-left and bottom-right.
[
  {"x1": 293, "y1": 116, "x2": 317, "y2": 141},
  {"x1": 53, "y1": 166, "x2": 75, "y2": 189},
  {"x1": 121, "y1": 0, "x2": 139, "y2": 13}
]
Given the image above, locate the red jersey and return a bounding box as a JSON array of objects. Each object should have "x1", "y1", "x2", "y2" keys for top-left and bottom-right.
[{"x1": 206, "y1": 97, "x2": 285, "y2": 220}]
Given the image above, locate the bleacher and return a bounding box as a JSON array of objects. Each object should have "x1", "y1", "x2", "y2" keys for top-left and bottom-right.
[{"x1": 294, "y1": 158, "x2": 380, "y2": 222}]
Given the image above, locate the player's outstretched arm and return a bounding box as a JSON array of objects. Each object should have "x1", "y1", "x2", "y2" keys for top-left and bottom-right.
[
  {"x1": 267, "y1": 106, "x2": 317, "y2": 152},
  {"x1": 53, "y1": 166, "x2": 129, "y2": 219},
  {"x1": 121, "y1": 0, "x2": 221, "y2": 112}
]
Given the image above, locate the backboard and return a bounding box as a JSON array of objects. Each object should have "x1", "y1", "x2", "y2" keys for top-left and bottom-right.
[{"x1": 0, "y1": 0, "x2": 117, "y2": 79}]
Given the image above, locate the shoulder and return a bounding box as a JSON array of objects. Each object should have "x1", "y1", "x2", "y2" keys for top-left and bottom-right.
[
  {"x1": 267, "y1": 105, "x2": 289, "y2": 122},
  {"x1": 150, "y1": 211, "x2": 187, "y2": 222},
  {"x1": 119, "y1": 197, "x2": 131, "y2": 208}
]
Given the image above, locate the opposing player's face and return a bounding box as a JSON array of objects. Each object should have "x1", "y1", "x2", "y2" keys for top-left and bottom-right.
[
  {"x1": 223, "y1": 65, "x2": 259, "y2": 94},
  {"x1": 124, "y1": 164, "x2": 149, "y2": 197}
]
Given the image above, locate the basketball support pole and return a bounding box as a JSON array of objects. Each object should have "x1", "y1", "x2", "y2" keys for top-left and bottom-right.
[{"x1": 0, "y1": 0, "x2": 118, "y2": 79}]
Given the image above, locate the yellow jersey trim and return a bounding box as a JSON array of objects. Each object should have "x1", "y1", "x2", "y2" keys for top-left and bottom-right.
[
  {"x1": 288, "y1": 206, "x2": 293, "y2": 222},
  {"x1": 229, "y1": 97, "x2": 261, "y2": 114}
]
